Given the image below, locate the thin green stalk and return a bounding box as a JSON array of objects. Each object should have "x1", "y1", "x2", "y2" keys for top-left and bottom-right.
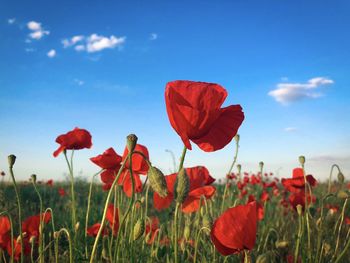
[
  {"x1": 31, "y1": 177, "x2": 44, "y2": 263},
  {"x1": 55, "y1": 228, "x2": 73, "y2": 263},
  {"x1": 63, "y1": 151, "x2": 77, "y2": 234},
  {"x1": 193, "y1": 227, "x2": 210, "y2": 262},
  {"x1": 173, "y1": 203, "x2": 180, "y2": 263},
  {"x1": 84, "y1": 170, "x2": 102, "y2": 259},
  {"x1": 328, "y1": 164, "x2": 341, "y2": 194},
  {"x1": 331, "y1": 198, "x2": 348, "y2": 261},
  {"x1": 294, "y1": 209, "x2": 303, "y2": 263},
  {"x1": 8, "y1": 157, "x2": 24, "y2": 263},
  {"x1": 301, "y1": 163, "x2": 312, "y2": 262},
  {"x1": 89, "y1": 158, "x2": 128, "y2": 262},
  {"x1": 221, "y1": 138, "x2": 239, "y2": 213}
]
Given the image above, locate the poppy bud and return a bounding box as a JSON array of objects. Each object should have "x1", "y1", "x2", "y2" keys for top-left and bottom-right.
[
  {"x1": 176, "y1": 168, "x2": 190, "y2": 204},
  {"x1": 133, "y1": 219, "x2": 145, "y2": 241},
  {"x1": 337, "y1": 190, "x2": 348, "y2": 199},
  {"x1": 148, "y1": 166, "x2": 168, "y2": 198},
  {"x1": 53, "y1": 231, "x2": 59, "y2": 239},
  {"x1": 296, "y1": 204, "x2": 303, "y2": 215},
  {"x1": 256, "y1": 254, "x2": 269, "y2": 263},
  {"x1": 126, "y1": 134, "x2": 138, "y2": 152},
  {"x1": 275, "y1": 240, "x2": 289, "y2": 249},
  {"x1": 184, "y1": 225, "x2": 190, "y2": 240},
  {"x1": 30, "y1": 174, "x2": 37, "y2": 183},
  {"x1": 337, "y1": 172, "x2": 345, "y2": 184},
  {"x1": 299, "y1": 156, "x2": 305, "y2": 165},
  {"x1": 259, "y1": 161, "x2": 264, "y2": 170},
  {"x1": 234, "y1": 134, "x2": 240, "y2": 143},
  {"x1": 323, "y1": 243, "x2": 331, "y2": 255},
  {"x1": 8, "y1": 154, "x2": 16, "y2": 168},
  {"x1": 102, "y1": 248, "x2": 109, "y2": 260},
  {"x1": 75, "y1": 222, "x2": 80, "y2": 232},
  {"x1": 237, "y1": 164, "x2": 242, "y2": 174},
  {"x1": 202, "y1": 214, "x2": 212, "y2": 233},
  {"x1": 29, "y1": 236, "x2": 36, "y2": 244}
]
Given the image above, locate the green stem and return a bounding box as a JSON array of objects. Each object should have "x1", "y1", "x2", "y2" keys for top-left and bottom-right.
[
  {"x1": 89, "y1": 159, "x2": 128, "y2": 263},
  {"x1": 55, "y1": 228, "x2": 73, "y2": 263},
  {"x1": 173, "y1": 203, "x2": 180, "y2": 263},
  {"x1": 31, "y1": 178, "x2": 44, "y2": 263},
  {"x1": 178, "y1": 146, "x2": 187, "y2": 171},
  {"x1": 8, "y1": 162, "x2": 24, "y2": 263},
  {"x1": 294, "y1": 210, "x2": 303, "y2": 263},
  {"x1": 331, "y1": 198, "x2": 348, "y2": 261},
  {"x1": 84, "y1": 170, "x2": 102, "y2": 259},
  {"x1": 328, "y1": 164, "x2": 341, "y2": 194},
  {"x1": 301, "y1": 163, "x2": 312, "y2": 262},
  {"x1": 193, "y1": 227, "x2": 210, "y2": 262}
]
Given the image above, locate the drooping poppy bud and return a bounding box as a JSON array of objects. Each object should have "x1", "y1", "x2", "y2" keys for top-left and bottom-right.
[
  {"x1": 30, "y1": 174, "x2": 37, "y2": 183},
  {"x1": 133, "y1": 219, "x2": 145, "y2": 241},
  {"x1": 337, "y1": 172, "x2": 345, "y2": 183},
  {"x1": 259, "y1": 161, "x2": 264, "y2": 170},
  {"x1": 176, "y1": 168, "x2": 190, "y2": 204},
  {"x1": 299, "y1": 156, "x2": 305, "y2": 165},
  {"x1": 148, "y1": 166, "x2": 168, "y2": 198},
  {"x1": 8, "y1": 154, "x2": 16, "y2": 168}
]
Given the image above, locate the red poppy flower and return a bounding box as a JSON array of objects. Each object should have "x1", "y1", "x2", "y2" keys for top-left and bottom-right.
[
  {"x1": 58, "y1": 188, "x2": 66, "y2": 197},
  {"x1": 281, "y1": 168, "x2": 317, "y2": 193},
  {"x1": 247, "y1": 195, "x2": 264, "y2": 221},
  {"x1": 345, "y1": 217, "x2": 350, "y2": 225},
  {"x1": 288, "y1": 191, "x2": 315, "y2": 211},
  {"x1": 260, "y1": 191, "x2": 270, "y2": 202},
  {"x1": 6, "y1": 237, "x2": 30, "y2": 261},
  {"x1": 86, "y1": 223, "x2": 108, "y2": 237},
  {"x1": 22, "y1": 212, "x2": 51, "y2": 238},
  {"x1": 90, "y1": 147, "x2": 122, "y2": 170},
  {"x1": 153, "y1": 166, "x2": 216, "y2": 212},
  {"x1": 145, "y1": 217, "x2": 160, "y2": 244},
  {"x1": 94, "y1": 145, "x2": 149, "y2": 197},
  {"x1": 0, "y1": 216, "x2": 11, "y2": 249},
  {"x1": 211, "y1": 202, "x2": 257, "y2": 255},
  {"x1": 53, "y1": 127, "x2": 92, "y2": 157},
  {"x1": 106, "y1": 204, "x2": 119, "y2": 236},
  {"x1": 165, "y1": 80, "x2": 244, "y2": 152},
  {"x1": 46, "y1": 179, "x2": 53, "y2": 187}
]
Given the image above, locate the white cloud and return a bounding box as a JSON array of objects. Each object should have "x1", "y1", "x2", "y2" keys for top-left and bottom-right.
[
  {"x1": 47, "y1": 49, "x2": 56, "y2": 58},
  {"x1": 150, "y1": 33, "x2": 158, "y2": 40},
  {"x1": 284, "y1": 127, "x2": 297, "y2": 132},
  {"x1": 62, "y1": 35, "x2": 84, "y2": 48},
  {"x1": 62, "y1": 33, "x2": 125, "y2": 53},
  {"x1": 86, "y1": 34, "x2": 125, "y2": 53},
  {"x1": 268, "y1": 77, "x2": 334, "y2": 105},
  {"x1": 8, "y1": 18, "x2": 16, "y2": 24},
  {"x1": 27, "y1": 20, "x2": 50, "y2": 40},
  {"x1": 74, "y1": 79, "x2": 84, "y2": 86}
]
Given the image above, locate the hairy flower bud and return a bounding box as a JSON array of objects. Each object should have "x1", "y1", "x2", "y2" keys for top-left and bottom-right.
[
  {"x1": 8, "y1": 154, "x2": 16, "y2": 168},
  {"x1": 237, "y1": 164, "x2": 242, "y2": 174},
  {"x1": 202, "y1": 214, "x2": 212, "y2": 234},
  {"x1": 275, "y1": 240, "x2": 289, "y2": 249},
  {"x1": 148, "y1": 166, "x2": 168, "y2": 198},
  {"x1": 337, "y1": 190, "x2": 348, "y2": 199},
  {"x1": 30, "y1": 174, "x2": 37, "y2": 183},
  {"x1": 337, "y1": 172, "x2": 345, "y2": 184},
  {"x1": 299, "y1": 156, "x2": 305, "y2": 165},
  {"x1": 75, "y1": 222, "x2": 80, "y2": 232},
  {"x1": 296, "y1": 204, "x2": 303, "y2": 215},
  {"x1": 133, "y1": 219, "x2": 145, "y2": 241},
  {"x1": 176, "y1": 168, "x2": 190, "y2": 204},
  {"x1": 126, "y1": 134, "x2": 138, "y2": 152},
  {"x1": 184, "y1": 225, "x2": 190, "y2": 241}
]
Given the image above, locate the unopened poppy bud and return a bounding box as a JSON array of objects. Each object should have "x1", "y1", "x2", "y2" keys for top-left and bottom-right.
[
  {"x1": 296, "y1": 204, "x2": 303, "y2": 215},
  {"x1": 259, "y1": 161, "x2": 264, "y2": 170},
  {"x1": 337, "y1": 190, "x2": 348, "y2": 199},
  {"x1": 237, "y1": 164, "x2": 242, "y2": 174},
  {"x1": 148, "y1": 166, "x2": 168, "y2": 198},
  {"x1": 337, "y1": 172, "x2": 345, "y2": 183},
  {"x1": 53, "y1": 231, "x2": 59, "y2": 239},
  {"x1": 299, "y1": 156, "x2": 305, "y2": 165},
  {"x1": 133, "y1": 219, "x2": 145, "y2": 241},
  {"x1": 140, "y1": 197, "x2": 145, "y2": 204},
  {"x1": 316, "y1": 218, "x2": 322, "y2": 229},
  {"x1": 234, "y1": 134, "x2": 240, "y2": 143},
  {"x1": 184, "y1": 225, "x2": 190, "y2": 240},
  {"x1": 176, "y1": 168, "x2": 190, "y2": 204},
  {"x1": 75, "y1": 222, "x2": 80, "y2": 232},
  {"x1": 202, "y1": 214, "x2": 212, "y2": 233},
  {"x1": 126, "y1": 134, "x2": 138, "y2": 152},
  {"x1": 8, "y1": 154, "x2": 16, "y2": 168},
  {"x1": 30, "y1": 174, "x2": 37, "y2": 183},
  {"x1": 29, "y1": 236, "x2": 36, "y2": 244},
  {"x1": 275, "y1": 240, "x2": 289, "y2": 249},
  {"x1": 256, "y1": 254, "x2": 269, "y2": 263},
  {"x1": 102, "y1": 248, "x2": 109, "y2": 260},
  {"x1": 324, "y1": 243, "x2": 331, "y2": 255}
]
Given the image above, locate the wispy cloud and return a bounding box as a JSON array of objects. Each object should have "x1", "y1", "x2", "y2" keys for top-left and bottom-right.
[
  {"x1": 284, "y1": 127, "x2": 297, "y2": 132},
  {"x1": 8, "y1": 18, "x2": 16, "y2": 24},
  {"x1": 62, "y1": 34, "x2": 126, "y2": 53},
  {"x1": 268, "y1": 77, "x2": 334, "y2": 105},
  {"x1": 308, "y1": 155, "x2": 350, "y2": 163},
  {"x1": 150, "y1": 33, "x2": 158, "y2": 40},
  {"x1": 47, "y1": 49, "x2": 56, "y2": 58},
  {"x1": 74, "y1": 79, "x2": 84, "y2": 86},
  {"x1": 27, "y1": 21, "x2": 50, "y2": 40}
]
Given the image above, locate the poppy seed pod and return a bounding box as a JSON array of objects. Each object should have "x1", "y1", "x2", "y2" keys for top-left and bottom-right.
[
  {"x1": 299, "y1": 156, "x2": 305, "y2": 165},
  {"x1": 148, "y1": 166, "x2": 168, "y2": 198},
  {"x1": 133, "y1": 218, "x2": 145, "y2": 241},
  {"x1": 259, "y1": 161, "x2": 264, "y2": 170},
  {"x1": 126, "y1": 134, "x2": 138, "y2": 152},
  {"x1": 8, "y1": 154, "x2": 16, "y2": 168},
  {"x1": 337, "y1": 172, "x2": 345, "y2": 183},
  {"x1": 30, "y1": 174, "x2": 37, "y2": 183},
  {"x1": 176, "y1": 168, "x2": 190, "y2": 204},
  {"x1": 237, "y1": 164, "x2": 242, "y2": 174}
]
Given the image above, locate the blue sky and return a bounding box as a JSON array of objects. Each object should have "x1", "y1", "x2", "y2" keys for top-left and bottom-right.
[{"x1": 1, "y1": 0, "x2": 349, "y2": 181}]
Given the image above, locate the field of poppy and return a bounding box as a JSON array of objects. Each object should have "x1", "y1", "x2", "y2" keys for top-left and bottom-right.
[{"x1": 1, "y1": 81, "x2": 350, "y2": 262}]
